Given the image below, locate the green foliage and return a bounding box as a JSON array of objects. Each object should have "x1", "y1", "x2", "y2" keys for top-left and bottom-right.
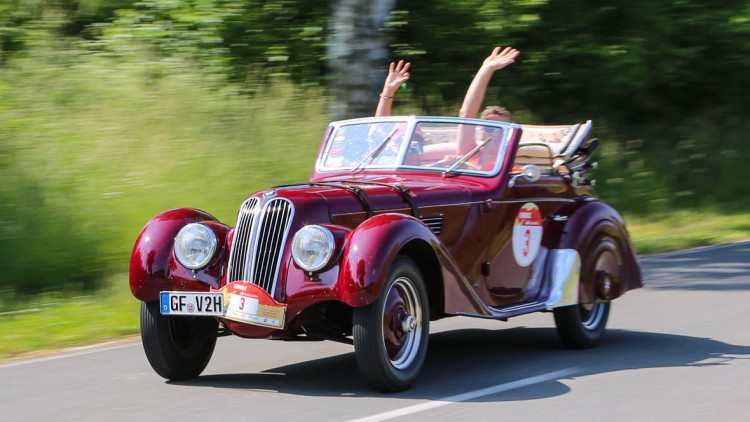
[
  {"x1": 0, "y1": 37, "x2": 325, "y2": 295},
  {"x1": 94, "y1": 0, "x2": 331, "y2": 86},
  {"x1": 0, "y1": 0, "x2": 32, "y2": 60},
  {"x1": 1, "y1": 0, "x2": 749, "y2": 297},
  {"x1": 511, "y1": 0, "x2": 750, "y2": 129}
]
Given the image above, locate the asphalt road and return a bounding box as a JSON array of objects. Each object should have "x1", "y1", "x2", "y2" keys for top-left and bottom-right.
[{"x1": 2, "y1": 241, "x2": 749, "y2": 421}]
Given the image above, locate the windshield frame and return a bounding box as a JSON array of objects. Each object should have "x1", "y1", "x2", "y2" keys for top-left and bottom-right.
[{"x1": 315, "y1": 116, "x2": 517, "y2": 177}]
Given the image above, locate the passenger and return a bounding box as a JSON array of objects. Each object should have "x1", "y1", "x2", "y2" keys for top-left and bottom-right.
[
  {"x1": 377, "y1": 46, "x2": 517, "y2": 121},
  {"x1": 376, "y1": 60, "x2": 411, "y2": 117},
  {"x1": 376, "y1": 46, "x2": 519, "y2": 170}
]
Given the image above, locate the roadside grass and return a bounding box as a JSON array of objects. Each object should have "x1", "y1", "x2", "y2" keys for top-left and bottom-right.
[
  {"x1": 2, "y1": 209, "x2": 749, "y2": 362},
  {"x1": 627, "y1": 210, "x2": 750, "y2": 255},
  {"x1": 0, "y1": 274, "x2": 138, "y2": 361}
]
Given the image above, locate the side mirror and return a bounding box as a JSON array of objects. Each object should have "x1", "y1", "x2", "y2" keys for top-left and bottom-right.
[{"x1": 508, "y1": 164, "x2": 541, "y2": 188}]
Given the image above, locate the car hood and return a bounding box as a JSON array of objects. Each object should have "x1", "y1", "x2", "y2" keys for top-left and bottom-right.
[{"x1": 238, "y1": 172, "x2": 493, "y2": 229}]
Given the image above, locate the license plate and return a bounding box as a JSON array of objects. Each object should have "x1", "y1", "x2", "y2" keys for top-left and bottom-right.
[{"x1": 160, "y1": 291, "x2": 224, "y2": 316}]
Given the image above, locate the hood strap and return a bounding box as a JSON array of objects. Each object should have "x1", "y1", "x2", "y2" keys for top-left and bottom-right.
[{"x1": 335, "y1": 180, "x2": 421, "y2": 219}]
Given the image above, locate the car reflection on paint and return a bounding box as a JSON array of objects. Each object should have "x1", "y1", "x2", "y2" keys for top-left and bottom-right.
[{"x1": 129, "y1": 116, "x2": 642, "y2": 392}]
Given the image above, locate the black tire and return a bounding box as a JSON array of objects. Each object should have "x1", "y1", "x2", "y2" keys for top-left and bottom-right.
[
  {"x1": 554, "y1": 234, "x2": 620, "y2": 349},
  {"x1": 553, "y1": 302, "x2": 610, "y2": 349},
  {"x1": 353, "y1": 256, "x2": 429, "y2": 392},
  {"x1": 140, "y1": 300, "x2": 218, "y2": 380}
]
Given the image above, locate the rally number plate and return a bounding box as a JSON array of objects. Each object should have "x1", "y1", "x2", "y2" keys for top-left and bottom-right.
[{"x1": 160, "y1": 291, "x2": 224, "y2": 316}]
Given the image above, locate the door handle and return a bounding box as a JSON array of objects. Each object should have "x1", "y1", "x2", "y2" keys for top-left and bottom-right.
[{"x1": 483, "y1": 199, "x2": 503, "y2": 212}]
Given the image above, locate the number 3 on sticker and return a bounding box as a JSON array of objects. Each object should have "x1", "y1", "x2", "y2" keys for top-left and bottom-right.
[
  {"x1": 229, "y1": 294, "x2": 259, "y2": 314},
  {"x1": 523, "y1": 228, "x2": 531, "y2": 257}
]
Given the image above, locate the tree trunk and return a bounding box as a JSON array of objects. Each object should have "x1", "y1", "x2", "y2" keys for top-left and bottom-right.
[{"x1": 328, "y1": 0, "x2": 395, "y2": 121}]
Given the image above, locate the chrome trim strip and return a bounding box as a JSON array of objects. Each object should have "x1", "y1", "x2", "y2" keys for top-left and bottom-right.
[
  {"x1": 491, "y1": 301, "x2": 545, "y2": 313},
  {"x1": 484, "y1": 198, "x2": 576, "y2": 205},
  {"x1": 544, "y1": 249, "x2": 581, "y2": 309},
  {"x1": 328, "y1": 198, "x2": 576, "y2": 219}
]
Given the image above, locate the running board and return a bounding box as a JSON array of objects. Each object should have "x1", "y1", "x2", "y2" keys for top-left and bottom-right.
[
  {"x1": 457, "y1": 301, "x2": 547, "y2": 320},
  {"x1": 450, "y1": 249, "x2": 581, "y2": 321}
]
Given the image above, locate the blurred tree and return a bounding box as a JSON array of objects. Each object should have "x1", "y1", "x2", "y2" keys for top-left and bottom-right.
[{"x1": 328, "y1": 0, "x2": 395, "y2": 119}]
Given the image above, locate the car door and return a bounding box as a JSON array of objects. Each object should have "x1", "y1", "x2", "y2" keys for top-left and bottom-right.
[{"x1": 479, "y1": 170, "x2": 573, "y2": 308}]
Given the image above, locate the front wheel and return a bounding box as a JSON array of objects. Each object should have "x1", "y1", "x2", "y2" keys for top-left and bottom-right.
[
  {"x1": 140, "y1": 300, "x2": 218, "y2": 380},
  {"x1": 353, "y1": 256, "x2": 429, "y2": 392}
]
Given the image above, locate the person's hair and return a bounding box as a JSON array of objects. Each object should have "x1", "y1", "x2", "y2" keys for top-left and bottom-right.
[{"x1": 480, "y1": 105, "x2": 513, "y2": 122}]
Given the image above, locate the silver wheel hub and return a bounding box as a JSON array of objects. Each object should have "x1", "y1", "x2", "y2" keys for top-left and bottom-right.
[{"x1": 402, "y1": 315, "x2": 417, "y2": 333}]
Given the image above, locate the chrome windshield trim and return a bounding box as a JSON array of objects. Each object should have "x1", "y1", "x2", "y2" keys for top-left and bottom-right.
[{"x1": 316, "y1": 116, "x2": 519, "y2": 176}]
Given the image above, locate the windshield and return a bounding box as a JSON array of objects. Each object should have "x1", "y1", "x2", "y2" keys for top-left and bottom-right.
[{"x1": 318, "y1": 118, "x2": 512, "y2": 176}]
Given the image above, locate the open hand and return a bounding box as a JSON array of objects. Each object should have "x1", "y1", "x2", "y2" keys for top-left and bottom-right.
[
  {"x1": 383, "y1": 60, "x2": 411, "y2": 95},
  {"x1": 482, "y1": 46, "x2": 520, "y2": 71}
]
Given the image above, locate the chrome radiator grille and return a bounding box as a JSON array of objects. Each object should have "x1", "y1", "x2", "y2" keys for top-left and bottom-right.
[{"x1": 226, "y1": 197, "x2": 294, "y2": 295}]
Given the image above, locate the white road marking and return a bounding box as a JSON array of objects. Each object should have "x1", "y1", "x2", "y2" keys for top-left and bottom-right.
[
  {"x1": 349, "y1": 368, "x2": 577, "y2": 422},
  {"x1": 0, "y1": 341, "x2": 140, "y2": 370}
]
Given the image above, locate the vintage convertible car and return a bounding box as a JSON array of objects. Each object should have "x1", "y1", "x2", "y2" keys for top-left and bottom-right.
[{"x1": 130, "y1": 116, "x2": 642, "y2": 392}]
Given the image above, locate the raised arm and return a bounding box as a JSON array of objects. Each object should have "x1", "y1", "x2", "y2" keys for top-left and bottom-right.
[
  {"x1": 375, "y1": 60, "x2": 411, "y2": 117},
  {"x1": 458, "y1": 46, "x2": 519, "y2": 118}
]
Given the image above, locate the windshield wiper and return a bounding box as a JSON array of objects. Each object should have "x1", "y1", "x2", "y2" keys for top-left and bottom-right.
[
  {"x1": 352, "y1": 127, "x2": 399, "y2": 173},
  {"x1": 445, "y1": 136, "x2": 493, "y2": 174}
]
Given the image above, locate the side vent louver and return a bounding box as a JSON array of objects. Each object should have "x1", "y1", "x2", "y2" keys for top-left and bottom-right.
[{"x1": 420, "y1": 215, "x2": 443, "y2": 236}]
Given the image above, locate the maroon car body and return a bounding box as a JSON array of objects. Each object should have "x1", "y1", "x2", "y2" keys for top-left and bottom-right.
[{"x1": 130, "y1": 116, "x2": 641, "y2": 392}]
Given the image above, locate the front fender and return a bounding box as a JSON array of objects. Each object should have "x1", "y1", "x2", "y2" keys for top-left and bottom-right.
[
  {"x1": 129, "y1": 208, "x2": 229, "y2": 302},
  {"x1": 337, "y1": 213, "x2": 440, "y2": 307},
  {"x1": 555, "y1": 200, "x2": 642, "y2": 301}
]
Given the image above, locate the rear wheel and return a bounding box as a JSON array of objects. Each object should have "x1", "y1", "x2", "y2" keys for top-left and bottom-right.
[
  {"x1": 353, "y1": 256, "x2": 429, "y2": 392},
  {"x1": 140, "y1": 300, "x2": 218, "y2": 380},
  {"x1": 553, "y1": 302, "x2": 610, "y2": 349},
  {"x1": 554, "y1": 235, "x2": 619, "y2": 349}
]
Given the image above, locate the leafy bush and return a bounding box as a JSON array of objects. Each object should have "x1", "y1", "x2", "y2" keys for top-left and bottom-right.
[{"x1": 0, "y1": 37, "x2": 325, "y2": 294}]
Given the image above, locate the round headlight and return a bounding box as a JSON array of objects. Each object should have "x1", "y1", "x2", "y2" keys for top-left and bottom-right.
[
  {"x1": 174, "y1": 223, "x2": 217, "y2": 270},
  {"x1": 291, "y1": 225, "x2": 335, "y2": 272}
]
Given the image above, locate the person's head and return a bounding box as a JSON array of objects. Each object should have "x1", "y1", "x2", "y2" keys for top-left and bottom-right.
[{"x1": 480, "y1": 105, "x2": 513, "y2": 123}]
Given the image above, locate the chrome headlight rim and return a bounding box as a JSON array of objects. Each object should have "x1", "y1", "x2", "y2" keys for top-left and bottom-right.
[
  {"x1": 291, "y1": 225, "x2": 335, "y2": 273},
  {"x1": 174, "y1": 223, "x2": 218, "y2": 270}
]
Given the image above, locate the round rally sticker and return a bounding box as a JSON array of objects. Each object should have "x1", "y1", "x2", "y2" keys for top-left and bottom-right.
[{"x1": 512, "y1": 203, "x2": 543, "y2": 267}]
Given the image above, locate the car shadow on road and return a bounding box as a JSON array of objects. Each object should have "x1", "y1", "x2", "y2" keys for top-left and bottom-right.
[{"x1": 170, "y1": 326, "x2": 750, "y2": 400}]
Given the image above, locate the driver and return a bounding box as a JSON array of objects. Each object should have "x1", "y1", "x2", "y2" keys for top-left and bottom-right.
[{"x1": 457, "y1": 46, "x2": 519, "y2": 157}]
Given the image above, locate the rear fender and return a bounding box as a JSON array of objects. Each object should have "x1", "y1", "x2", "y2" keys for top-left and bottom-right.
[
  {"x1": 555, "y1": 200, "x2": 642, "y2": 303},
  {"x1": 129, "y1": 208, "x2": 229, "y2": 302},
  {"x1": 337, "y1": 213, "x2": 442, "y2": 307}
]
